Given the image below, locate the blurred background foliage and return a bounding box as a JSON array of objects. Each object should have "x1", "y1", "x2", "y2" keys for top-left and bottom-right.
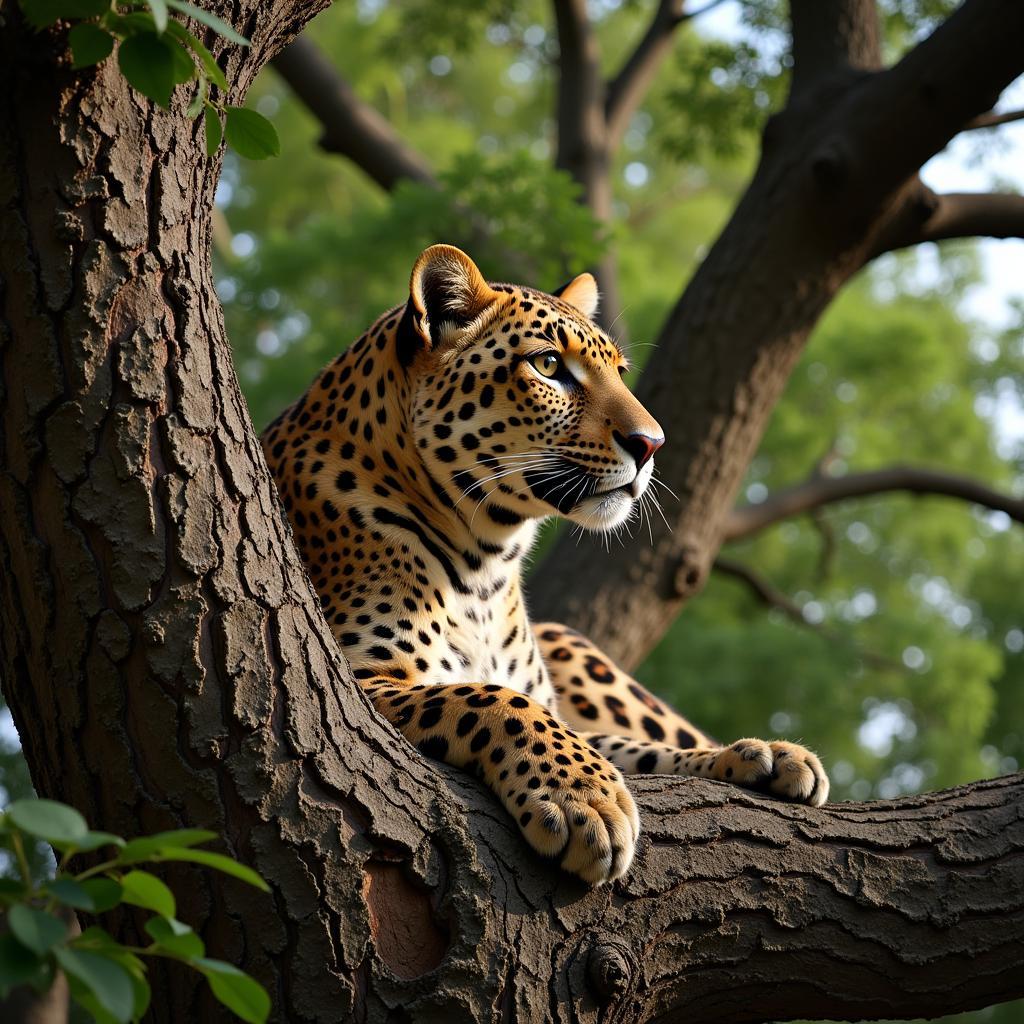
[{"x1": 3, "y1": 1, "x2": 1022, "y2": 1019}]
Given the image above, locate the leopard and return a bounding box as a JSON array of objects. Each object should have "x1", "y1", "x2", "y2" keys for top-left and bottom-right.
[{"x1": 261, "y1": 244, "x2": 829, "y2": 885}]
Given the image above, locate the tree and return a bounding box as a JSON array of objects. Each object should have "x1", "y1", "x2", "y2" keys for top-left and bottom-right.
[{"x1": 2, "y1": 1, "x2": 1023, "y2": 1022}]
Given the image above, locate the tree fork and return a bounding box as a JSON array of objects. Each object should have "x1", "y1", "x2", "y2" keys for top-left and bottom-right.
[
  {"x1": 2, "y1": 3, "x2": 1024, "y2": 1022},
  {"x1": 529, "y1": 0, "x2": 1024, "y2": 670}
]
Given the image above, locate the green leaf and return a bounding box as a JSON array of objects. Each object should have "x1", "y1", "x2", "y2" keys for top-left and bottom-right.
[
  {"x1": 69, "y1": 23, "x2": 115, "y2": 69},
  {"x1": 146, "y1": 0, "x2": 169, "y2": 32},
  {"x1": 79, "y1": 879, "x2": 124, "y2": 913},
  {"x1": 128, "y1": 969, "x2": 152, "y2": 1019},
  {"x1": 166, "y1": 21, "x2": 229, "y2": 90},
  {"x1": 151, "y1": 847, "x2": 270, "y2": 891},
  {"x1": 144, "y1": 915, "x2": 204, "y2": 958},
  {"x1": 73, "y1": 927, "x2": 129, "y2": 954},
  {"x1": 165, "y1": 0, "x2": 249, "y2": 46},
  {"x1": 55, "y1": 948, "x2": 134, "y2": 1024},
  {"x1": 75, "y1": 940, "x2": 150, "y2": 1020},
  {"x1": 0, "y1": 934, "x2": 46, "y2": 999},
  {"x1": 19, "y1": 0, "x2": 107, "y2": 29},
  {"x1": 224, "y1": 107, "x2": 280, "y2": 160},
  {"x1": 117, "y1": 828, "x2": 217, "y2": 863},
  {"x1": 204, "y1": 106, "x2": 222, "y2": 156},
  {"x1": 8, "y1": 905, "x2": 67, "y2": 956},
  {"x1": 7, "y1": 799, "x2": 88, "y2": 846},
  {"x1": 69, "y1": 830, "x2": 126, "y2": 853},
  {"x1": 167, "y1": 35, "x2": 197, "y2": 85},
  {"x1": 48, "y1": 877, "x2": 97, "y2": 911},
  {"x1": 120, "y1": 870, "x2": 176, "y2": 918},
  {"x1": 118, "y1": 32, "x2": 176, "y2": 108},
  {"x1": 197, "y1": 959, "x2": 270, "y2": 1024},
  {"x1": 66, "y1": 975, "x2": 119, "y2": 1024}
]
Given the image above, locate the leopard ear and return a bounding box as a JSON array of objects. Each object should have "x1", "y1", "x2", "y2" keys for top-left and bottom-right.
[
  {"x1": 409, "y1": 244, "x2": 500, "y2": 349},
  {"x1": 552, "y1": 272, "x2": 599, "y2": 320}
]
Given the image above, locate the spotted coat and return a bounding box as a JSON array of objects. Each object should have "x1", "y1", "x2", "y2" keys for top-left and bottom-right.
[{"x1": 262, "y1": 245, "x2": 828, "y2": 885}]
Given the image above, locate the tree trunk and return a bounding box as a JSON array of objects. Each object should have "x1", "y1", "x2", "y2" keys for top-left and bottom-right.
[
  {"x1": 2, "y1": 3, "x2": 1024, "y2": 1022},
  {"x1": 553, "y1": 0, "x2": 628, "y2": 340},
  {"x1": 530, "y1": 0, "x2": 1024, "y2": 671}
]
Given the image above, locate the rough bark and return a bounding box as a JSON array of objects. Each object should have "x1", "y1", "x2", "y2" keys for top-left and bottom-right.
[
  {"x1": 3, "y1": 2, "x2": 1024, "y2": 1023},
  {"x1": 530, "y1": 0, "x2": 1024, "y2": 671}
]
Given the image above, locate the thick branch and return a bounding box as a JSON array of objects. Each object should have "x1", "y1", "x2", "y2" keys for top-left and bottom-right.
[
  {"x1": 553, "y1": 0, "x2": 605, "y2": 181},
  {"x1": 871, "y1": 186, "x2": 1024, "y2": 256},
  {"x1": 725, "y1": 465, "x2": 1024, "y2": 542},
  {"x1": 551, "y1": 0, "x2": 627, "y2": 336},
  {"x1": 604, "y1": 0, "x2": 688, "y2": 149},
  {"x1": 789, "y1": 0, "x2": 882, "y2": 97},
  {"x1": 272, "y1": 36, "x2": 436, "y2": 190},
  {"x1": 615, "y1": 771, "x2": 1024, "y2": 1023}
]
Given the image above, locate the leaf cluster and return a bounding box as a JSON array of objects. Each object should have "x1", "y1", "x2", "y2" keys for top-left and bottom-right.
[
  {"x1": 0, "y1": 799, "x2": 270, "y2": 1023},
  {"x1": 17, "y1": 0, "x2": 279, "y2": 158}
]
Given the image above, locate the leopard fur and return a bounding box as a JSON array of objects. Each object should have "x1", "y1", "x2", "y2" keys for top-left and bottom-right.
[{"x1": 261, "y1": 245, "x2": 828, "y2": 885}]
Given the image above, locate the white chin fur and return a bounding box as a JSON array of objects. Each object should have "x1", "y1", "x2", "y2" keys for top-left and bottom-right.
[
  {"x1": 566, "y1": 488, "x2": 634, "y2": 532},
  {"x1": 564, "y1": 459, "x2": 653, "y2": 532}
]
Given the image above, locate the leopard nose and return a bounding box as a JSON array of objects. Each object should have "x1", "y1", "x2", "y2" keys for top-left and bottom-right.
[{"x1": 613, "y1": 430, "x2": 664, "y2": 469}]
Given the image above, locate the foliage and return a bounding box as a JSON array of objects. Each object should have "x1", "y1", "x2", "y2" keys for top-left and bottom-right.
[
  {"x1": 660, "y1": 36, "x2": 788, "y2": 162},
  {"x1": 16, "y1": 0, "x2": 278, "y2": 158},
  {"x1": 0, "y1": 799, "x2": 270, "y2": 1023}
]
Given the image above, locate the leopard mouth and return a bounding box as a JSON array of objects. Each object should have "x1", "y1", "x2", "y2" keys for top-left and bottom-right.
[
  {"x1": 522, "y1": 458, "x2": 649, "y2": 525},
  {"x1": 594, "y1": 478, "x2": 645, "y2": 500},
  {"x1": 523, "y1": 458, "x2": 599, "y2": 514}
]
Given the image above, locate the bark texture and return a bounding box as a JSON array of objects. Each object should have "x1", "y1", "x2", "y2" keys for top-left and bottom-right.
[
  {"x1": 530, "y1": 0, "x2": 1024, "y2": 671},
  {"x1": 2, "y1": 2, "x2": 1024, "y2": 1023}
]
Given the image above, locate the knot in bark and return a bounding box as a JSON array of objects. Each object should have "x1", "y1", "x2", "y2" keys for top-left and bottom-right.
[
  {"x1": 672, "y1": 541, "x2": 706, "y2": 599},
  {"x1": 587, "y1": 941, "x2": 632, "y2": 1002},
  {"x1": 811, "y1": 138, "x2": 851, "y2": 191}
]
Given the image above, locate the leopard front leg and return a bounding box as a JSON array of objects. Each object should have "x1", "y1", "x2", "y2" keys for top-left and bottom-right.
[
  {"x1": 362, "y1": 677, "x2": 640, "y2": 884},
  {"x1": 534, "y1": 621, "x2": 829, "y2": 807},
  {"x1": 584, "y1": 733, "x2": 829, "y2": 806}
]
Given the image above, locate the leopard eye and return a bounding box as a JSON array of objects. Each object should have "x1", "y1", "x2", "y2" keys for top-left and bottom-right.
[{"x1": 530, "y1": 352, "x2": 562, "y2": 378}]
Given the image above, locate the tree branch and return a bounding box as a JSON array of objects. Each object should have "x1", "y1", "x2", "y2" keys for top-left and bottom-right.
[
  {"x1": 713, "y1": 557, "x2": 903, "y2": 671},
  {"x1": 604, "y1": 0, "x2": 687, "y2": 149},
  {"x1": 725, "y1": 465, "x2": 1024, "y2": 542},
  {"x1": 713, "y1": 555, "x2": 813, "y2": 623},
  {"x1": 789, "y1": 0, "x2": 882, "y2": 97},
  {"x1": 551, "y1": 0, "x2": 629, "y2": 336},
  {"x1": 272, "y1": 35, "x2": 437, "y2": 191},
  {"x1": 963, "y1": 106, "x2": 1024, "y2": 131},
  {"x1": 553, "y1": 0, "x2": 605, "y2": 179},
  {"x1": 871, "y1": 186, "x2": 1024, "y2": 256}
]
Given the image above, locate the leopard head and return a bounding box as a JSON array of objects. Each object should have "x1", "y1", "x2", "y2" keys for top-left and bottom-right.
[{"x1": 404, "y1": 244, "x2": 664, "y2": 534}]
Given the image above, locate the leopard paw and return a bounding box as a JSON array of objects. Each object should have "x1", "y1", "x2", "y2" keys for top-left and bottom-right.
[
  {"x1": 708, "y1": 738, "x2": 829, "y2": 806},
  {"x1": 506, "y1": 768, "x2": 639, "y2": 885},
  {"x1": 766, "y1": 740, "x2": 829, "y2": 806}
]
